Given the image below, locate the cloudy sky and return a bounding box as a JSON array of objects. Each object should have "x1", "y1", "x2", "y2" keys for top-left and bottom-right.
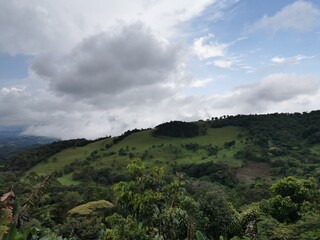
[{"x1": 0, "y1": 0, "x2": 319, "y2": 139}]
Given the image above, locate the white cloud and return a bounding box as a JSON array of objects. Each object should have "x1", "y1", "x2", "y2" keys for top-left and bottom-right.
[
  {"x1": 235, "y1": 73, "x2": 318, "y2": 103},
  {"x1": 0, "y1": 84, "x2": 186, "y2": 139},
  {"x1": 190, "y1": 77, "x2": 214, "y2": 88},
  {"x1": 198, "y1": 73, "x2": 320, "y2": 115},
  {"x1": 31, "y1": 23, "x2": 185, "y2": 99},
  {"x1": 271, "y1": 55, "x2": 313, "y2": 64},
  {"x1": 193, "y1": 34, "x2": 229, "y2": 60},
  {"x1": 0, "y1": 0, "x2": 215, "y2": 55},
  {"x1": 194, "y1": 0, "x2": 240, "y2": 22},
  {"x1": 209, "y1": 55, "x2": 253, "y2": 72},
  {"x1": 0, "y1": 0, "x2": 79, "y2": 55},
  {"x1": 213, "y1": 59, "x2": 233, "y2": 69},
  {"x1": 238, "y1": 65, "x2": 255, "y2": 74},
  {"x1": 1, "y1": 87, "x2": 25, "y2": 95},
  {"x1": 194, "y1": 35, "x2": 252, "y2": 71},
  {"x1": 252, "y1": 1, "x2": 320, "y2": 33},
  {"x1": 1, "y1": 73, "x2": 319, "y2": 139}
]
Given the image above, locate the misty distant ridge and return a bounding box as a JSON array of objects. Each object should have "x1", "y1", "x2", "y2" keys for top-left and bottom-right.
[
  {"x1": 0, "y1": 129, "x2": 23, "y2": 137},
  {"x1": 0, "y1": 129, "x2": 58, "y2": 161},
  {"x1": 0, "y1": 129, "x2": 58, "y2": 146},
  {"x1": 0, "y1": 129, "x2": 58, "y2": 140}
]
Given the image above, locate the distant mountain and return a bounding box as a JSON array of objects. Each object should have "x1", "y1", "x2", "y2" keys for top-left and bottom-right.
[
  {"x1": 0, "y1": 129, "x2": 23, "y2": 137},
  {"x1": 0, "y1": 129, "x2": 58, "y2": 164}
]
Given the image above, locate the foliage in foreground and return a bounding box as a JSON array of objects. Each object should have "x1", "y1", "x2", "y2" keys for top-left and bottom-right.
[
  {"x1": 105, "y1": 159, "x2": 200, "y2": 239},
  {"x1": 105, "y1": 160, "x2": 258, "y2": 240},
  {"x1": 1, "y1": 154, "x2": 320, "y2": 240}
]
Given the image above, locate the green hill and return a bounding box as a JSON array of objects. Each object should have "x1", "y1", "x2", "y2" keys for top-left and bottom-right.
[
  {"x1": 28, "y1": 126, "x2": 246, "y2": 185},
  {"x1": 9, "y1": 110, "x2": 320, "y2": 187}
]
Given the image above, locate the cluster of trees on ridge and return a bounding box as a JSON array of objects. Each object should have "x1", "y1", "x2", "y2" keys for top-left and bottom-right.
[
  {"x1": 153, "y1": 121, "x2": 199, "y2": 138},
  {"x1": 211, "y1": 111, "x2": 320, "y2": 149}
]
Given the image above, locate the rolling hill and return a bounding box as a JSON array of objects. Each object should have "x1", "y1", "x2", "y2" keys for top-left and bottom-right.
[
  {"x1": 27, "y1": 126, "x2": 247, "y2": 185},
  {"x1": 9, "y1": 110, "x2": 317, "y2": 187}
]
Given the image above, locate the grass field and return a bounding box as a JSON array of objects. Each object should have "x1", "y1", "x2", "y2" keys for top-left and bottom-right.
[
  {"x1": 28, "y1": 126, "x2": 247, "y2": 185},
  {"x1": 27, "y1": 138, "x2": 113, "y2": 175},
  {"x1": 57, "y1": 172, "x2": 80, "y2": 186}
]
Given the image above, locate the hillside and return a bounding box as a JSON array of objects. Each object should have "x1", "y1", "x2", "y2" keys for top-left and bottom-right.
[
  {"x1": 0, "y1": 111, "x2": 317, "y2": 186},
  {"x1": 1, "y1": 111, "x2": 320, "y2": 239},
  {"x1": 27, "y1": 126, "x2": 246, "y2": 185},
  {"x1": 18, "y1": 111, "x2": 320, "y2": 186}
]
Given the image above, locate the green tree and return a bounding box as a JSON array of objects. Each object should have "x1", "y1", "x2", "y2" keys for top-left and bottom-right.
[
  {"x1": 198, "y1": 191, "x2": 235, "y2": 239},
  {"x1": 261, "y1": 176, "x2": 318, "y2": 223},
  {"x1": 106, "y1": 159, "x2": 201, "y2": 240},
  {"x1": 270, "y1": 176, "x2": 317, "y2": 204}
]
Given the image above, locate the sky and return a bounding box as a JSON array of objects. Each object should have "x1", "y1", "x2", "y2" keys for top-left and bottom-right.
[{"x1": 0, "y1": 0, "x2": 319, "y2": 139}]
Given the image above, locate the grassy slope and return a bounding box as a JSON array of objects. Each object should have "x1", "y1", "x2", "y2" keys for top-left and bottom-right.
[
  {"x1": 57, "y1": 172, "x2": 80, "y2": 186},
  {"x1": 28, "y1": 139, "x2": 112, "y2": 175},
  {"x1": 28, "y1": 126, "x2": 246, "y2": 185}
]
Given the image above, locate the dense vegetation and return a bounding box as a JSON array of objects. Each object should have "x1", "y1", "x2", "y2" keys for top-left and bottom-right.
[
  {"x1": 1, "y1": 111, "x2": 320, "y2": 239},
  {"x1": 154, "y1": 121, "x2": 199, "y2": 137},
  {"x1": 211, "y1": 111, "x2": 320, "y2": 150}
]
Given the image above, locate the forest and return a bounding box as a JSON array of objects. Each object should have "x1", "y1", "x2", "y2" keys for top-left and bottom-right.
[{"x1": 1, "y1": 111, "x2": 320, "y2": 240}]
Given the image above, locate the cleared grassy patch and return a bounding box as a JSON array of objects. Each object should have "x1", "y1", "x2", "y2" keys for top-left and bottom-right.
[
  {"x1": 97, "y1": 127, "x2": 245, "y2": 167},
  {"x1": 68, "y1": 200, "x2": 114, "y2": 216},
  {"x1": 27, "y1": 138, "x2": 113, "y2": 175},
  {"x1": 57, "y1": 172, "x2": 80, "y2": 186}
]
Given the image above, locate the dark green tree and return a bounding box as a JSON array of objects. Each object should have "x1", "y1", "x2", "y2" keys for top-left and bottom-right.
[
  {"x1": 106, "y1": 159, "x2": 202, "y2": 240},
  {"x1": 261, "y1": 176, "x2": 318, "y2": 223}
]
